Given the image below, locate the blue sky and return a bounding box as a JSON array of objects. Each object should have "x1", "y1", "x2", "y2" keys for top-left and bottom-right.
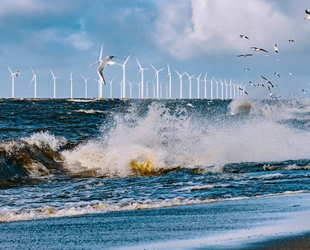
[{"x1": 0, "y1": 0, "x2": 310, "y2": 99}]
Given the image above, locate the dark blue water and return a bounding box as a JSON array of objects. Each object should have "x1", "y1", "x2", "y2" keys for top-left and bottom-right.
[{"x1": 0, "y1": 98, "x2": 310, "y2": 222}]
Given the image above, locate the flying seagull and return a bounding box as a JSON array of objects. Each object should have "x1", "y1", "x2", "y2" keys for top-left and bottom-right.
[
  {"x1": 288, "y1": 39, "x2": 295, "y2": 42},
  {"x1": 237, "y1": 54, "x2": 253, "y2": 58},
  {"x1": 239, "y1": 87, "x2": 248, "y2": 95},
  {"x1": 274, "y1": 72, "x2": 280, "y2": 78},
  {"x1": 305, "y1": 9, "x2": 310, "y2": 20},
  {"x1": 251, "y1": 47, "x2": 268, "y2": 53},
  {"x1": 261, "y1": 76, "x2": 275, "y2": 88},
  {"x1": 239, "y1": 34, "x2": 249, "y2": 39},
  {"x1": 97, "y1": 56, "x2": 115, "y2": 85},
  {"x1": 244, "y1": 68, "x2": 250, "y2": 71},
  {"x1": 274, "y1": 44, "x2": 279, "y2": 53}
]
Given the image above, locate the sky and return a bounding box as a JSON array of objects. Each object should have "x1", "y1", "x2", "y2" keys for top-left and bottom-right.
[{"x1": 0, "y1": 0, "x2": 310, "y2": 99}]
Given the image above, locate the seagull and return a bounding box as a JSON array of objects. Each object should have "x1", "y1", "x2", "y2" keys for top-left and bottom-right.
[
  {"x1": 244, "y1": 68, "x2": 250, "y2": 71},
  {"x1": 274, "y1": 72, "x2": 280, "y2": 78},
  {"x1": 96, "y1": 56, "x2": 115, "y2": 85},
  {"x1": 274, "y1": 44, "x2": 279, "y2": 53},
  {"x1": 249, "y1": 81, "x2": 256, "y2": 87},
  {"x1": 237, "y1": 54, "x2": 253, "y2": 58},
  {"x1": 298, "y1": 88, "x2": 307, "y2": 94},
  {"x1": 261, "y1": 76, "x2": 275, "y2": 88},
  {"x1": 239, "y1": 87, "x2": 248, "y2": 95},
  {"x1": 305, "y1": 9, "x2": 310, "y2": 20},
  {"x1": 239, "y1": 34, "x2": 249, "y2": 39},
  {"x1": 288, "y1": 39, "x2": 295, "y2": 42},
  {"x1": 251, "y1": 47, "x2": 268, "y2": 53}
]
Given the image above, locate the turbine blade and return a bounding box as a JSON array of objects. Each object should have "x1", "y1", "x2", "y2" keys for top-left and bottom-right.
[
  {"x1": 7, "y1": 66, "x2": 13, "y2": 75},
  {"x1": 99, "y1": 43, "x2": 104, "y2": 61},
  {"x1": 136, "y1": 58, "x2": 142, "y2": 69}
]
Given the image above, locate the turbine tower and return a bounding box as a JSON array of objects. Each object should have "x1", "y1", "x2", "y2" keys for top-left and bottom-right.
[
  {"x1": 203, "y1": 72, "x2": 208, "y2": 99},
  {"x1": 7, "y1": 66, "x2": 20, "y2": 99},
  {"x1": 150, "y1": 64, "x2": 164, "y2": 99},
  {"x1": 107, "y1": 78, "x2": 115, "y2": 98},
  {"x1": 175, "y1": 70, "x2": 185, "y2": 99},
  {"x1": 29, "y1": 67, "x2": 37, "y2": 99},
  {"x1": 185, "y1": 72, "x2": 195, "y2": 99},
  {"x1": 67, "y1": 71, "x2": 73, "y2": 99},
  {"x1": 115, "y1": 54, "x2": 131, "y2": 99},
  {"x1": 136, "y1": 58, "x2": 149, "y2": 99},
  {"x1": 50, "y1": 69, "x2": 60, "y2": 99},
  {"x1": 167, "y1": 63, "x2": 172, "y2": 99},
  {"x1": 194, "y1": 72, "x2": 202, "y2": 99},
  {"x1": 81, "y1": 75, "x2": 91, "y2": 99}
]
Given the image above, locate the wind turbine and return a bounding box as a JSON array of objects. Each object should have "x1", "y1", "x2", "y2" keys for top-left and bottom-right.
[
  {"x1": 175, "y1": 70, "x2": 185, "y2": 99},
  {"x1": 136, "y1": 58, "x2": 149, "y2": 99},
  {"x1": 203, "y1": 72, "x2": 208, "y2": 99},
  {"x1": 7, "y1": 66, "x2": 20, "y2": 99},
  {"x1": 210, "y1": 76, "x2": 215, "y2": 100},
  {"x1": 128, "y1": 80, "x2": 133, "y2": 99},
  {"x1": 150, "y1": 64, "x2": 164, "y2": 99},
  {"x1": 67, "y1": 71, "x2": 73, "y2": 99},
  {"x1": 50, "y1": 69, "x2": 60, "y2": 99},
  {"x1": 93, "y1": 78, "x2": 103, "y2": 99},
  {"x1": 81, "y1": 75, "x2": 91, "y2": 99},
  {"x1": 185, "y1": 72, "x2": 195, "y2": 99},
  {"x1": 107, "y1": 78, "x2": 115, "y2": 98},
  {"x1": 167, "y1": 63, "x2": 172, "y2": 99},
  {"x1": 115, "y1": 54, "x2": 131, "y2": 99},
  {"x1": 194, "y1": 72, "x2": 202, "y2": 99},
  {"x1": 29, "y1": 67, "x2": 37, "y2": 99}
]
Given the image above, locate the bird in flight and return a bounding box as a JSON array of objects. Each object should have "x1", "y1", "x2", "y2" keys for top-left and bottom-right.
[
  {"x1": 274, "y1": 44, "x2": 279, "y2": 53},
  {"x1": 288, "y1": 39, "x2": 295, "y2": 42},
  {"x1": 237, "y1": 54, "x2": 253, "y2": 58},
  {"x1": 261, "y1": 76, "x2": 275, "y2": 88},
  {"x1": 251, "y1": 47, "x2": 268, "y2": 53},
  {"x1": 274, "y1": 72, "x2": 280, "y2": 78},
  {"x1": 305, "y1": 9, "x2": 310, "y2": 20},
  {"x1": 239, "y1": 34, "x2": 249, "y2": 39}
]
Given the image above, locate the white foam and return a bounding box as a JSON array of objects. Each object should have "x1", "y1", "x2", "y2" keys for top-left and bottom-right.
[{"x1": 22, "y1": 132, "x2": 67, "y2": 151}]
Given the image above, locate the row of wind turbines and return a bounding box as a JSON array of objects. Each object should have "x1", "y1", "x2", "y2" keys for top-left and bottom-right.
[{"x1": 5, "y1": 46, "x2": 246, "y2": 100}]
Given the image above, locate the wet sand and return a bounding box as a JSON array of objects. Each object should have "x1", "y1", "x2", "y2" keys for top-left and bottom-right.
[{"x1": 0, "y1": 193, "x2": 310, "y2": 250}]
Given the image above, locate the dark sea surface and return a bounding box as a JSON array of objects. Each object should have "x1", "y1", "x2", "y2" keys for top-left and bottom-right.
[{"x1": 1, "y1": 98, "x2": 310, "y2": 223}]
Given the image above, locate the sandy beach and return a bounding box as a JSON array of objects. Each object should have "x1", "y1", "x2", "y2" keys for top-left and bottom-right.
[{"x1": 0, "y1": 193, "x2": 310, "y2": 250}]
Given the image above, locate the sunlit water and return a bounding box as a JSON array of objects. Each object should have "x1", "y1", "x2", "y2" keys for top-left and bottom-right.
[{"x1": 1, "y1": 98, "x2": 310, "y2": 222}]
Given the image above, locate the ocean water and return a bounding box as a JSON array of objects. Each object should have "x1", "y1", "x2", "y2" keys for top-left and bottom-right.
[{"x1": 1, "y1": 98, "x2": 310, "y2": 223}]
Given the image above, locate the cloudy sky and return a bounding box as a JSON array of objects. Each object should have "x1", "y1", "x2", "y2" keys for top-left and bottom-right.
[{"x1": 0, "y1": 0, "x2": 309, "y2": 99}]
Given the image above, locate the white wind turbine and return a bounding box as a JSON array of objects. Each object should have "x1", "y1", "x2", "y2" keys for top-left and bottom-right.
[
  {"x1": 194, "y1": 72, "x2": 202, "y2": 99},
  {"x1": 225, "y1": 79, "x2": 229, "y2": 99},
  {"x1": 7, "y1": 66, "x2": 20, "y2": 99},
  {"x1": 29, "y1": 67, "x2": 37, "y2": 99},
  {"x1": 146, "y1": 80, "x2": 149, "y2": 99},
  {"x1": 127, "y1": 80, "x2": 133, "y2": 99},
  {"x1": 203, "y1": 72, "x2": 208, "y2": 99},
  {"x1": 50, "y1": 69, "x2": 60, "y2": 99},
  {"x1": 219, "y1": 78, "x2": 224, "y2": 100},
  {"x1": 215, "y1": 78, "x2": 219, "y2": 99},
  {"x1": 67, "y1": 71, "x2": 73, "y2": 99},
  {"x1": 136, "y1": 58, "x2": 149, "y2": 99},
  {"x1": 81, "y1": 75, "x2": 91, "y2": 99},
  {"x1": 175, "y1": 70, "x2": 185, "y2": 99},
  {"x1": 107, "y1": 78, "x2": 115, "y2": 98},
  {"x1": 115, "y1": 54, "x2": 131, "y2": 99},
  {"x1": 210, "y1": 76, "x2": 215, "y2": 100},
  {"x1": 185, "y1": 72, "x2": 195, "y2": 99},
  {"x1": 150, "y1": 64, "x2": 164, "y2": 99},
  {"x1": 167, "y1": 63, "x2": 172, "y2": 99},
  {"x1": 93, "y1": 78, "x2": 103, "y2": 99}
]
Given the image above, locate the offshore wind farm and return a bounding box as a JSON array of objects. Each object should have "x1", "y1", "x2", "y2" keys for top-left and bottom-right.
[{"x1": 2, "y1": 2, "x2": 310, "y2": 250}]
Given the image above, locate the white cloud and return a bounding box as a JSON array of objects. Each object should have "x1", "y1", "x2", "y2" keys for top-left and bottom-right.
[
  {"x1": 0, "y1": 0, "x2": 50, "y2": 16},
  {"x1": 66, "y1": 31, "x2": 93, "y2": 50},
  {"x1": 154, "y1": 0, "x2": 308, "y2": 60}
]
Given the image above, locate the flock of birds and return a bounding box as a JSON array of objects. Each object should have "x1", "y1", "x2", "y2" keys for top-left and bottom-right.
[{"x1": 3, "y1": 9, "x2": 310, "y2": 100}]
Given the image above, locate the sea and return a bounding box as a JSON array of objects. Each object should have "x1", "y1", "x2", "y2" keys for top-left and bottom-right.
[{"x1": 0, "y1": 97, "x2": 310, "y2": 226}]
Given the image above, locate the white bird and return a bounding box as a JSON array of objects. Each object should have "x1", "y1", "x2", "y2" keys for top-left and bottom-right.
[
  {"x1": 251, "y1": 47, "x2": 268, "y2": 53},
  {"x1": 239, "y1": 34, "x2": 249, "y2": 39},
  {"x1": 274, "y1": 72, "x2": 280, "y2": 78},
  {"x1": 274, "y1": 44, "x2": 279, "y2": 53},
  {"x1": 305, "y1": 9, "x2": 310, "y2": 20}
]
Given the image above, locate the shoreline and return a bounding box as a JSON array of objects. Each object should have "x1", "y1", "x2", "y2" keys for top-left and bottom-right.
[{"x1": 0, "y1": 193, "x2": 310, "y2": 249}]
